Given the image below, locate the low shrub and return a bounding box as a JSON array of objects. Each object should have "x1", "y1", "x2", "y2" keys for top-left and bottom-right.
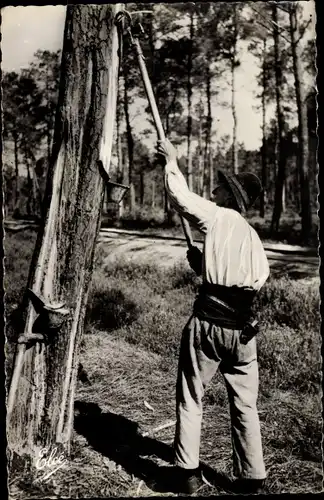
[
  {"x1": 258, "y1": 325, "x2": 321, "y2": 394},
  {"x1": 87, "y1": 258, "x2": 321, "y2": 395},
  {"x1": 254, "y1": 276, "x2": 320, "y2": 332}
]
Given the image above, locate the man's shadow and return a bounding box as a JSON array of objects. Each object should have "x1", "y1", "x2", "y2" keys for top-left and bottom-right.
[{"x1": 74, "y1": 400, "x2": 233, "y2": 495}]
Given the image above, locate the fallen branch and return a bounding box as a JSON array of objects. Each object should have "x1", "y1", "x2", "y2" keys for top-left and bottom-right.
[
  {"x1": 142, "y1": 420, "x2": 176, "y2": 437},
  {"x1": 136, "y1": 480, "x2": 144, "y2": 496}
]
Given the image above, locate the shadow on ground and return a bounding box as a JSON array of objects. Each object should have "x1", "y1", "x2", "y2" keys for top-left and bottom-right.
[{"x1": 74, "y1": 401, "x2": 233, "y2": 495}]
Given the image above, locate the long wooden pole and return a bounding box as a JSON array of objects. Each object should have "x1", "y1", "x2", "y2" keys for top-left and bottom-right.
[{"x1": 131, "y1": 35, "x2": 193, "y2": 248}]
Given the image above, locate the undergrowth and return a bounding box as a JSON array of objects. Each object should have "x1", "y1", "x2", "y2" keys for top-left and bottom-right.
[
  {"x1": 87, "y1": 255, "x2": 321, "y2": 396},
  {"x1": 5, "y1": 230, "x2": 322, "y2": 497}
]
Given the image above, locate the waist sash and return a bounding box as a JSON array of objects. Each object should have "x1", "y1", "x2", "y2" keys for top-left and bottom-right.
[{"x1": 193, "y1": 283, "x2": 257, "y2": 329}]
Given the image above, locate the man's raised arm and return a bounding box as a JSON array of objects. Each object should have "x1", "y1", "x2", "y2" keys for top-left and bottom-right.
[{"x1": 157, "y1": 139, "x2": 216, "y2": 234}]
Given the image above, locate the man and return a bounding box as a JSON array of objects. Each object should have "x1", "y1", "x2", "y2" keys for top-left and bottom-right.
[{"x1": 156, "y1": 139, "x2": 270, "y2": 495}]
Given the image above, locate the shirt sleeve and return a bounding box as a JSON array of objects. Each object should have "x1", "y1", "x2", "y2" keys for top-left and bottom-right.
[{"x1": 164, "y1": 159, "x2": 217, "y2": 233}]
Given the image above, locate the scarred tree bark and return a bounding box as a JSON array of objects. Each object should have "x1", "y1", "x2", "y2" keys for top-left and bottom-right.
[{"x1": 7, "y1": 4, "x2": 122, "y2": 461}]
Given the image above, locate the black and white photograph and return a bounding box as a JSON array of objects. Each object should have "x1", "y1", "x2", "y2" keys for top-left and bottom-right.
[{"x1": 2, "y1": 1, "x2": 321, "y2": 498}]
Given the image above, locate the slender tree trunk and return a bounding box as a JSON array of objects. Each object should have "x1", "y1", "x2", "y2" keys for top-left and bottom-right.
[
  {"x1": 205, "y1": 65, "x2": 213, "y2": 198},
  {"x1": 289, "y1": 4, "x2": 312, "y2": 243},
  {"x1": 271, "y1": 5, "x2": 286, "y2": 235},
  {"x1": 140, "y1": 170, "x2": 145, "y2": 206},
  {"x1": 47, "y1": 124, "x2": 52, "y2": 165},
  {"x1": 186, "y1": 8, "x2": 194, "y2": 191},
  {"x1": 24, "y1": 147, "x2": 34, "y2": 217},
  {"x1": 197, "y1": 100, "x2": 204, "y2": 196},
  {"x1": 31, "y1": 162, "x2": 43, "y2": 220},
  {"x1": 25, "y1": 148, "x2": 38, "y2": 218},
  {"x1": 260, "y1": 39, "x2": 267, "y2": 218},
  {"x1": 26, "y1": 161, "x2": 32, "y2": 217},
  {"x1": 202, "y1": 65, "x2": 212, "y2": 197},
  {"x1": 123, "y1": 71, "x2": 135, "y2": 212},
  {"x1": 7, "y1": 4, "x2": 122, "y2": 461},
  {"x1": 165, "y1": 113, "x2": 170, "y2": 137},
  {"x1": 147, "y1": 14, "x2": 155, "y2": 81},
  {"x1": 116, "y1": 81, "x2": 124, "y2": 218},
  {"x1": 151, "y1": 178, "x2": 155, "y2": 208},
  {"x1": 13, "y1": 131, "x2": 19, "y2": 214},
  {"x1": 231, "y1": 6, "x2": 239, "y2": 175},
  {"x1": 209, "y1": 151, "x2": 214, "y2": 199}
]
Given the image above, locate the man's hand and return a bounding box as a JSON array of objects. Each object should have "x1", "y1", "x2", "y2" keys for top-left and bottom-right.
[
  {"x1": 187, "y1": 246, "x2": 203, "y2": 276},
  {"x1": 156, "y1": 139, "x2": 177, "y2": 163}
]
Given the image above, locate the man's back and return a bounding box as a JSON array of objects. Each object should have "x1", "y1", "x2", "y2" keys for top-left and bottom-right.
[{"x1": 203, "y1": 207, "x2": 269, "y2": 291}]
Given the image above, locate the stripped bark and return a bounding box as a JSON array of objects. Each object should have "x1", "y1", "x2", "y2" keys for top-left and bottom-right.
[{"x1": 7, "y1": 4, "x2": 122, "y2": 459}]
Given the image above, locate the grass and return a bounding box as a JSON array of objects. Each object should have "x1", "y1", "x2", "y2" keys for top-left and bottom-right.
[{"x1": 5, "y1": 229, "x2": 322, "y2": 498}]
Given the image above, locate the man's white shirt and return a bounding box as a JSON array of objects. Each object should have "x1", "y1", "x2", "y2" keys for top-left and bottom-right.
[{"x1": 165, "y1": 160, "x2": 270, "y2": 291}]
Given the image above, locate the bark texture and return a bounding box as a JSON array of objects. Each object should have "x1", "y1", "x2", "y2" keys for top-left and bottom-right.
[{"x1": 7, "y1": 4, "x2": 122, "y2": 459}]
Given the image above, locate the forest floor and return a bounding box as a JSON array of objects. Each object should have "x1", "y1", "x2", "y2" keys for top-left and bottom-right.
[{"x1": 5, "y1": 228, "x2": 322, "y2": 498}]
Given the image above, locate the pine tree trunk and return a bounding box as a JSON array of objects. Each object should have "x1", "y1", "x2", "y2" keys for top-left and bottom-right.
[
  {"x1": 151, "y1": 179, "x2": 155, "y2": 208},
  {"x1": 186, "y1": 8, "x2": 194, "y2": 191},
  {"x1": 7, "y1": 4, "x2": 122, "y2": 461},
  {"x1": 24, "y1": 147, "x2": 38, "y2": 218},
  {"x1": 231, "y1": 6, "x2": 239, "y2": 175},
  {"x1": 116, "y1": 82, "x2": 124, "y2": 218},
  {"x1": 197, "y1": 100, "x2": 204, "y2": 196},
  {"x1": 26, "y1": 160, "x2": 32, "y2": 217},
  {"x1": 206, "y1": 65, "x2": 213, "y2": 198},
  {"x1": 31, "y1": 162, "x2": 43, "y2": 220},
  {"x1": 13, "y1": 131, "x2": 19, "y2": 214},
  {"x1": 123, "y1": 71, "x2": 135, "y2": 212},
  {"x1": 202, "y1": 65, "x2": 212, "y2": 197},
  {"x1": 270, "y1": 5, "x2": 287, "y2": 235},
  {"x1": 260, "y1": 39, "x2": 267, "y2": 219},
  {"x1": 289, "y1": 5, "x2": 312, "y2": 243},
  {"x1": 47, "y1": 125, "x2": 52, "y2": 165},
  {"x1": 140, "y1": 171, "x2": 145, "y2": 206}
]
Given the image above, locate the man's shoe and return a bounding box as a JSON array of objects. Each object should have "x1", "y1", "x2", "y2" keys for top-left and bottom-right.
[
  {"x1": 231, "y1": 478, "x2": 266, "y2": 495},
  {"x1": 151, "y1": 466, "x2": 204, "y2": 494},
  {"x1": 174, "y1": 466, "x2": 203, "y2": 495}
]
